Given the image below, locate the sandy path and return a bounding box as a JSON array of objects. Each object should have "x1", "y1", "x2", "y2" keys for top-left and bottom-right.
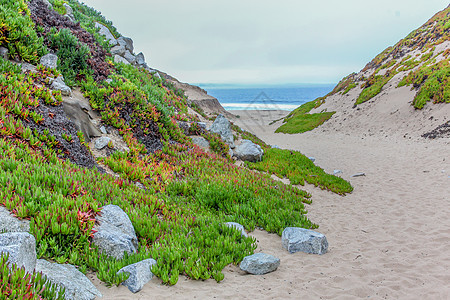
[{"x1": 94, "y1": 110, "x2": 450, "y2": 299}]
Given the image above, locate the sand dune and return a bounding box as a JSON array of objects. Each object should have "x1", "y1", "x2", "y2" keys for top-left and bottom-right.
[{"x1": 95, "y1": 110, "x2": 450, "y2": 299}]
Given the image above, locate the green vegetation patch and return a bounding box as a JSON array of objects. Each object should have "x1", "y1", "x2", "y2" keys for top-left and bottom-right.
[
  {"x1": 0, "y1": 0, "x2": 46, "y2": 63},
  {"x1": 246, "y1": 148, "x2": 354, "y2": 195}
]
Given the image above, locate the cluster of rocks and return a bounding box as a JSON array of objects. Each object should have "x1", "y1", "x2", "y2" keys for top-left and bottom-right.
[
  {"x1": 0, "y1": 205, "x2": 158, "y2": 299},
  {"x1": 94, "y1": 23, "x2": 161, "y2": 80},
  {"x1": 190, "y1": 114, "x2": 264, "y2": 162},
  {"x1": 40, "y1": 53, "x2": 72, "y2": 96}
]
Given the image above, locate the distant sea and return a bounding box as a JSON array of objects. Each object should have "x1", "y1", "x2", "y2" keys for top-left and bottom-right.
[{"x1": 199, "y1": 84, "x2": 335, "y2": 111}]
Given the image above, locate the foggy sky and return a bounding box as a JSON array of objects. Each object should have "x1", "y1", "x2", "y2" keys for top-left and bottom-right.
[{"x1": 82, "y1": 0, "x2": 449, "y2": 85}]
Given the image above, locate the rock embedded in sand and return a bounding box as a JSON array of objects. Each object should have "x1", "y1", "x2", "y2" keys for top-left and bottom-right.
[
  {"x1": 117, "y1": 258, "x2": 157, "y2": 293},
  {"x1": 334, "y1": 169, "x2": 343, "y2": 175},
  {"x1": 225, "y1": 222, "x2": 248, "y2": 237},
  {"x1": 93, "y1": 205, "x2": 138, "y2": 259},
  {"x1": 239, "y1": 253, "x2": 280, "y2": 275},
  {"x1": 35, "y1": 259, "x2": 102, "y2": 300},
  {"x1": 209, "y1": 114, "x2": 235, "y2": 148},
  {"x1": 0, "y1": 232, "x2": 36, "y2": 273},
  {"x1": 234, "y1": 140, "x2": 263, "y2": 162},
  {"x1": 282, "y1": 227, "x2": 328, "y2": 255}
]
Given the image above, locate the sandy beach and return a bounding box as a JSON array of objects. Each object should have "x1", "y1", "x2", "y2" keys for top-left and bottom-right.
[{"x1": 93, "y1": 109, "x2": 450, "y2": 299}]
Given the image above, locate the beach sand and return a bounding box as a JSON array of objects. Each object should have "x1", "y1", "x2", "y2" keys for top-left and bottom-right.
[{"x1": 94, "y1": 110, "x2": 450, "y2": 299}]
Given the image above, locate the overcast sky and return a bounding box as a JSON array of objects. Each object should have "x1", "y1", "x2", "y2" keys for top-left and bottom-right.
[{"x1": 82, "y1": 0, "x2": 449, "y2": 85}]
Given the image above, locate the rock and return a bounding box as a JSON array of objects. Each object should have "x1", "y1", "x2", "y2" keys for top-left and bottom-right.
[
  {"x1": 42, "y1": 0, "x2": 52, "y2": 9},
  {"x1": 177, "y1": 121, "x2": 190, "y2": 135},
  {"x1": 64, "y1": 14, "x2": 76, "y2": 23},
  {"x1": 63, "y1": 98, "x2": 101, "y2": 142},
  {"x1": 234, "y1": 140, "x2": 263, "y2": 162},
  {"x1": 93, "y1": 205, "x2": 138, "y2": 259},
  {"x1": 153, "y1": 72, "x2": 161, "y2": 80},
  {"x1": 136, "y1": 52, "x2": 146, "y2": 66},
  {"x1": 40, "y1": 53, "x2": 58, "y2": 69},
  {"x1": 94, "y1": 136, "x2": 111, "y2": 150},
  {"x1": 197, "y1": 122, "x2": 207, "y2": 130},
  {"x1": 333, "y1": 169, "x2": 343, "y2": 175},
  {"x1": 100, "y1": 126, "x2": 108, "y2": 135},
  {"x1": 124, "y1": 50, "x2": 136, "y2": 65},
  {"x1": 0, "y1": 207, "x2": 30, "y2": 233},
  {"x1": 229, "y1": 148, "x2": 234, "y2": 157},
  {"x1": 239, "y1": 253, "x2": 280, "y2": 275},
  {"x1": 191, "y1": 136, "x2": 210, "y2": 149},
  {"x1": 63, "y1": 3, "x2": 73, "y2": 15},
  {"x1": 135, "y1": 182, "x2": 145, "y2": 190},
  {"x1": 117, "y1": 259, "x2": 157, "y2": 293},
  {"x1": 35, "y1": 259, "x2": 102, "y2": 300},
  {"x1": 271, "y1": 145, "x2": 281, "y2": 149},
  {"x1": 117, "y1": 37, "x2": 134, "y2": 53},
  {"x1": 51, "y1": 76, "x2": 71, "y2": 96},
  {"x1": 225, "y1": 222, "x2": 247, "y2": 237},
  {"x1": 114, "y1": 55, "x2": 130, "y2": 65},
  {"x1": 105, "y1": 78, "x2": 113, "y2": 84},
  {"x1": 209, "y1": 114, "x2": 235, "y2": 147},
  {"x1": 110, "y1": 45, "x2": 126, "y2": 56},
  {"x1": 282, "y1": 227, "x2": 328, "y2": 255},
  {"x1": 20, "y1": 63, "x2": 36, "y2": 73},
  {"x1": 351, "y1": 172, "x2": 366, "y2": 177},
  {"x1": 0, "y1": 232, "x2": 36, "y2": 273},
  {"x1": 308, "y1": 157, "x2": 316, "y2": 162},
  {"x1": 0, "y1": 47, "x2": 8, "y2": 60},
  {"x1": 95, "y1": 22, "x2": 118, "y2": 46}
]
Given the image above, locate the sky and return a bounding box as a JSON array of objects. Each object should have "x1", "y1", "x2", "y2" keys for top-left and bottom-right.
[{"x1": 82, "y1": 0, "x2": 449, "y2": 85}]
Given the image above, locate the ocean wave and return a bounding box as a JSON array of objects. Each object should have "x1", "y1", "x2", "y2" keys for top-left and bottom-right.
[{"x1": 221, "y1": 103, "x2": 298, "y2": 111}]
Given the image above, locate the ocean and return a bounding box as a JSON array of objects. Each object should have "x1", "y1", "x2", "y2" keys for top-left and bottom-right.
[{"x1": 199, "y1": 84, "x2": 335, "y2": 111}]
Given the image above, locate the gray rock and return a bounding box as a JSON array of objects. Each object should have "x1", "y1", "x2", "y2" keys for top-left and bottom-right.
[
  {"x1": 0, "y1": 232, "x2": 36, "y2": 273},
  {"x1": 64, "y1": 14, "x2": 76, "y2": 23},
  {"x1": 333, "y1": 169, "x2": 343, "y2": 175},
  {"x1": 135, "y1": 52, "x2": 146, "y2": 66},
  {"x1": 124, "y1": 50, "x2": 136, "y2": 65},
  {"x1": 177, "y1": 121, "x2": 190, "y2": 135},
  {"x1": 282, "y1": 227, "x2": 328, "y2": 255},
  {"x1": 135, "y1": 182, "x2": 145, "y2": 190},
  {"x1": 93, "y1": 205, "x2": 138, "y2": 259},
  {"x1": 0, "y1": 47, "x2": 8, "y2": 60},
  {"x1": 191, "y1": 136, "x2": 210, "y2": 149},
  {"x1": 110, "y1": 45, "x2": 126, "y2": 56},
  {"x1": 308, "y1": 157, "x2": 316, "y2": 162},
  {"x1": 0, "y1": 207, "x2": 30, "y2": 233},
  {"x1": 225, "y1": 222, "x2": 247, "y2": 237},
  {"x1": 51, "y1": 76, "x2": 71, "y2": 96},
  {"x1": 271, "y1": 145, "x2": 281, "y2": 149},
  {"x1": 117, "y1": 259, "x2": 157, "y2": 293},
  {"x1": 94, "y1": 136, "x2": 111, "y2": 150},
  {"x1": 63, "y1": 98, "x2": 101, "y2": 142},
  {"x1": 153, "y1": 72, "x2": 161, "y2": 80},
  {"x1": 100, "y1": 126, "x2": 108, "y2": 135},
  {"x1": 105, "y1": 78, "x2": 113, "y2": 84},
  {"x1": 42, "y1": 0, "x2": 52, "y2": 9},
  {"x1": 63, "y1": 3, "x2": 73, "y2": 15},
  {"x1": 234, "y1": 140, "x2": 263, "y2": 162},
  {"x1": 40, "y1": 53, "x2": 58, "y2": 69},
  {"x1": 229, "y1": 148, "x2": 234, "y2": 157},
  {"x1": 197, "y1": 122, "x2": 207, "y2": 130},
  {"x1": 114, "y1": 55, "x2": 130, "y2": 65},
  {"x1": 209, "y1": 114, "x2": 235, "y2": 147},
  {"x1": 35, "y1": 259, "x2": 101, "y2": 300},
  {"x1": 95, "y1": 22, "x2": 118, "y2": 46},
  {"x1": 351, "y1": 172, "x2": 366, "y2": 177},
  {"x1": 239, "y1": 253, "x2": 280, "y2": 275},
  {"x1": 20, "y1": 62, "x2": 36, "y2": 73},
  {"x1": 117, "y1": 37, "x2": 134, "y2": 53}
]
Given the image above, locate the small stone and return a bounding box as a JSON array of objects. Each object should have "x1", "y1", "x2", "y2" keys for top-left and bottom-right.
[
  {"x1": 20, "y1": 63, "x2": 36, "y2": 73},
  {"x1": 64, "y1": 14, "x2": 76, "y2": 23},
  {"x1": 0, "y1": 47, "x2": 8, "y2": 60},
  {"x1": 239, "y1": 253, "x2": 280, "y2": 275},
  {"x1": 40, "y1": 53, "x2": 58, "y2": 69},
  {"x1": 117, "y1": 258, "x2": 157, "y2": 293},
  {"x1": 0, "y1": 232, "x2": 36, "y2": 273},
  {"x1": 94, "y1": 136, "x2": 111, "y2": 150},
  {"x1": 271, "y1": 145, "x2": 281, "y2": 149},
  {"x1": 136, "y1": 52, "x2": 146, "y2": 66},
  {"x1": 63, "y1": 3, "x2": 73, "y2": 15},
  {"x1": 135, "y1": 182, "x2": 145, "y2": 190},
  {"x1": 191, "y1": 136, "x2": 210, "y2": 149},
  {"x1": 351, "y1": 172, "x2": 366, "y2": 177},
  {"x1": 197, "y1": 122, "x2": 207, "y2": 130},
  {"x1": 308, "y1": 157, "x2": 316, "y2": 162},
  {"x1": 282, "y1": 227, "x2": 328, "y2": 255},
  {"x1": 51, "y1": 76, "x2": 71, "y2": 96},
  {"x1": 153, "y1": 72, "x2": 161, "y2": 80},
  {"x1": 225, "y1": 222, "x2": 247, "y2": 237},
  {"x1": 42, "y1": 0, "x2": 52, "y2": 9},
  {"x1": 333, "y1": 169, "x2": 343, "y2": 175},
  {"x1": 99, "y1": 126, "x2": 108, "y2": 135}
]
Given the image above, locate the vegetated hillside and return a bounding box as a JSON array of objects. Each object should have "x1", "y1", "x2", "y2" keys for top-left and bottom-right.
[
  {"x1": 278, "y1": 5, "x2": 450, "y2": 138},
  {"x1": 0, "y1": 0, "x2": 351, "y2": 296}
]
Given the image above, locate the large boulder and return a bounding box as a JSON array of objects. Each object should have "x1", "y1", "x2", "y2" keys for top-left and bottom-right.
[
  {"x1": 225, "y1": 222, "x2": 247, "y2": 237},
  {"x1": 117, "y1": 37, "x2": 134, "y2": 53},
  {"x1": 40, "y1": 53, "x2": 58, "y2": 69},
  {"x1": 209, "y1": 114, "x2": 235, "y2": 147},
  {"x1": 35, "y1": 259, "x2": 102, "y2": 300},
  {"x1": 0, "y1": 232, "x2": 36, "y2": 273},
  {"x1": 51, "y1": 76, "x2": 71, "y2": 96},
  {"x1": 124, "y1": 50, "x2": 137, "y2": 65},
  {"x1": 0, "y1": 207, "x2": 30, "y2": 233},
  {"x1": 191, "y1": 136, "x2": 210, "y2": 149},
  {"x1": 95, "y1": 22, "x2": 118, "y2": 46},
  {"x1": 135, "y1": 52, "x2": 146, "y2": 66},
  {"x1": 111, "y1": 45, "x2": 126, "y2": 56},
  {"x1": 117, "y1": 258, "x2": 157, "y2": 293},
  {"x1": 62, "y1": 97, "x2": 101, "y2": 142},
  {"x1": 239, "y1": 253, "x2": 280, "y2": 275},
  {"x1": 282, "y1": 227, "x2": 328, "y2": 255},
  {"x1": 234, "y1": 140, "x2": 263, "y2": 162},
  {"x1": 93, "y1": 205, "x2": 138, "y2": 259}
]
